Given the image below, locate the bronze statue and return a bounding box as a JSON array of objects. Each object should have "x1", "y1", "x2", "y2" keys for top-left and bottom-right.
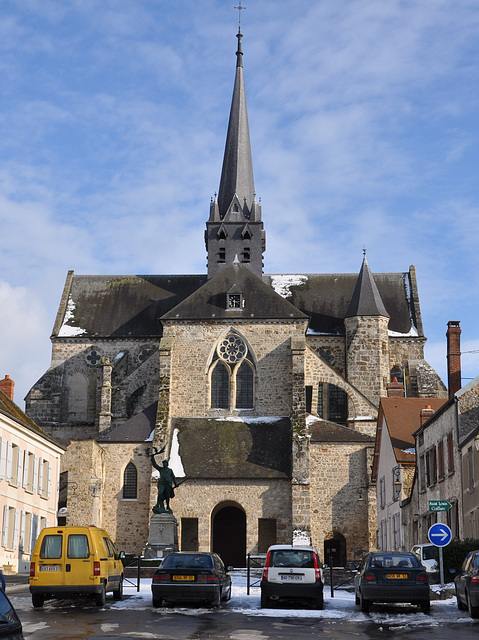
[{"x1": 147, "y1": 447, "x2": 178, "y2": 514}]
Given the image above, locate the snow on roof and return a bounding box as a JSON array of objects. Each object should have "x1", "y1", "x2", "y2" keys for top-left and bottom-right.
[
  {"x1": 58, "y1": 299, "x2": 87, "y2": 337},
  {"x1": 269, "y1": 274, "x2": 308, "y2": 298}
]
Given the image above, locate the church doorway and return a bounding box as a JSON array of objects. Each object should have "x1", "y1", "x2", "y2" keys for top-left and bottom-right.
[
  {"x1": 324, "y1": 532, "x2": 347, "y2": 568},
  {"x1": 212, "y1": 503, "x2": 246, "y2": 568}
]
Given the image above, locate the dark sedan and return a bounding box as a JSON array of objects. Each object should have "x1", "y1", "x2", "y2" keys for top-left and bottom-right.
[
  {"x1": 151, "y1": 552, "x2": 231, "y2": 608},
  {"x1": 0, "y1": 588, "x2": 23, "y2": 639},
  {"x1": 354, "y1": 552, "x2": 430, "y2": 613},
  {"x1": 454, "y1": 549, "x2": 479, "y2": 618}
]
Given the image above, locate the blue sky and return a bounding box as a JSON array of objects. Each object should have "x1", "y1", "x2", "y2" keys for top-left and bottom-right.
[{"x1": 1, "y1": 0, "x2": 479, "y2": 404}]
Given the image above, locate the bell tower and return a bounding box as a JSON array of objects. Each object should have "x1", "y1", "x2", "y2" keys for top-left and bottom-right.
[{"x1": 205, "y1": 27, "x2": 265, "y2": 279}]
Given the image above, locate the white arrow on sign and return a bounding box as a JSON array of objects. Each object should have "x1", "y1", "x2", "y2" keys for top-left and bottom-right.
[{"x1": 430, "y1": 527, "x2": 449, "y2": 542}]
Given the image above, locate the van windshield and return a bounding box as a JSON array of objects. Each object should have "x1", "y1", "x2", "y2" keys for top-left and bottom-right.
[
  {"x1": 270, "y1": 550, "x2": 315, "y2": 568},
  {"x1": 68, "y1": 534, "x2": 90, "y2": 559},
  {"x1": 40, "y1": 535, "x2": 62, "y2": 559}
]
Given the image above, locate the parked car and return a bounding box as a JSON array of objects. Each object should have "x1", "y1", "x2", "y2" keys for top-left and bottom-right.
[
  {"x1": 151, "y1": 552, "x2": 231, "y2": 608},
  {"x1": 354, "y1": 552, "x2": 430, "y2": 613},
  {"x1": 411, "y1": 544, "x2": 439, "y2": 576},
  {"x1": 0, "y1": 588, "x2": 23, "y2": 638},
  {"x1": 29, "y1": 525, "x2": 125, "y2": 607},
  {"x1": 454, "y1": 549, "x2": 479, "y2": 618},
  {"x1": 260, "y1": 545, "x2": 324, "y2": 609}
]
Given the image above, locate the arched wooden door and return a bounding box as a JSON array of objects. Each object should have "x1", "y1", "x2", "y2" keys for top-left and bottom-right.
[{"x1": 212, "y1": 504, "x2": 246, "y2": 568}]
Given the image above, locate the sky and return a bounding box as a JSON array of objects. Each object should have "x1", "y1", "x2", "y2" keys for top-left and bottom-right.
[{"x1": 1, "y1": 0, "x2": 479, "y2": 405}]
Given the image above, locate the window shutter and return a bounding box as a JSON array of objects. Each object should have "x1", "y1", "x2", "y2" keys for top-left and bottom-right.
[
  {"x1": 32, "y1": 456, "x2": 38, "y2": 494},
  {"x1": 23, "y1": 452, "x2": 29, "y2": 489},
  {"x1": 5, "y1": 442, "x2": 12, "y2": 482},
  {"x1": 47, "y1": 463, "x2": 52, "y2": 498},
  {"x1": 0, "y1": 438, "x2": 6, "y2": 480},
  {"x1": 16, "y1": 447, "x2": 23, "y2": 487},
  {"x1": 30, "y1": 514, "x2": 37, "y2": 551},
  {"x1": 19, "y1": 511, "x2": 25, "y2": 552},
  {"x1": 2, "y1": 506, "x2": 9, "y2": 548},
  {"x1": 13, "y1": 509, "x2": 19, "y2": 550}
]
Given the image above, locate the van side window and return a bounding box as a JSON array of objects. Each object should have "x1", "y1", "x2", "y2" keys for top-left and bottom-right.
[
  {"x1": 67, "y1": 534, "x2": 90, "y2": 559},
  {"x1": 104, "y1": 537, "x2": 114, "y2": 558},
  {"x1": 40, "y1": 535, "x2": 62, "y2": 559}
]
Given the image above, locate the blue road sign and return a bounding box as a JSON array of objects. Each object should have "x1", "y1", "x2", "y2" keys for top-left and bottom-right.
[{"x1": 428, "y1": 523, "x2": 452, "y2": 547}]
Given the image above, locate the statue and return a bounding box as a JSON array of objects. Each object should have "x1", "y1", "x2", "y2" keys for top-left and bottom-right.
[{"x1": 147, "y1": 447, "x2": 178, "y2": 514}]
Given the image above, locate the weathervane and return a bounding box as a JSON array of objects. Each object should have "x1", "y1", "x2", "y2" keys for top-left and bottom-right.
[{"x1": 234, "y1": 1, "x2": 245, "y2": 26}]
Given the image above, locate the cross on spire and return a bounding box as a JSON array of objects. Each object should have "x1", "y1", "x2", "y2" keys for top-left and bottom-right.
[{"x1": 234, "y1": 1, "x2": 245, "y2": 26}]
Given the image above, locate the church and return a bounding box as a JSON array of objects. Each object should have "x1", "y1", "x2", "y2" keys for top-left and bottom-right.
[{"x1": 25, "y1": 27, "x2": 447, "y2": 568}]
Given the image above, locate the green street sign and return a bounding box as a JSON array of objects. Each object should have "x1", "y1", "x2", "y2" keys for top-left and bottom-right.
[{"x1": 429, "y1": 500, "x2": 452, "y2": 512}]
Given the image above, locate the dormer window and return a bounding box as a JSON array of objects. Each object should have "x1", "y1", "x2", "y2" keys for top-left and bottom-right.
[{"x1": 227, "y1": 293, "x2": 242, "y2": 309}]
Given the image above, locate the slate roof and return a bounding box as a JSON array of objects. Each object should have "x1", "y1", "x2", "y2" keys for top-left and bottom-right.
[
  {"x1": 97, "y1": 402, "x2": 157, "y2": 443},
  {"x1": 171, "y1": 417, "x2": 292, "y2": 478},
  {"x1": 162, "y1": 263, "x2": 307, "y2": 322},
  {"x1": 0, "y1": 390, "x2": 65, "y2": 450},
  {"x1": 345, "y1": 255, "x2": 389, "y2": 318},
  {"x1": 308, "y1": 417, "x2": 375, "y2": 443},
  {"x1": 55, "y1": 267, "x2": 419, "y2": 339}
]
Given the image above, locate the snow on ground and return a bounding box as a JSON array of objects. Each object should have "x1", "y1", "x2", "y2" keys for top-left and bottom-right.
[{"x1": 112, "y1": 571, "x2": 477, "y2": 627}]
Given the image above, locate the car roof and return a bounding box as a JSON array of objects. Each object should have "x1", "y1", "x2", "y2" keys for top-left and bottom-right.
[{"x1": 267, "y1": 545, "x2": 317, "y2": 552}]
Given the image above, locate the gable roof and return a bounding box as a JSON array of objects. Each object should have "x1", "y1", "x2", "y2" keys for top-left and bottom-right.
[
  {"x1": 162, "y1": 263, "x2": 308, "y2": 322},
  {"x1": 372, "y1": 397, "x2": 447, "y2": 480}
]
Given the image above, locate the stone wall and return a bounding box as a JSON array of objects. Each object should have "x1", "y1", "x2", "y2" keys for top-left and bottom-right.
[{"x1": 309, "y1": 442, "x2": 373, "y2": 558}]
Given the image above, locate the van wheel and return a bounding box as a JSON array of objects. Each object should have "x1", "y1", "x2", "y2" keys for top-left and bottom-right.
[
  {"x1": 467, "y1": 592, "x2": 479, "y2": 619},
  {"x1": 360, "y1": 591, "x2": 370, "y2": 614},
  {"x1": 113, "y1": 578, "x2": 123, "y2": 601},
  {"x1": 32, "y1": 594, "x2": 44, "y2": 608},
  {"x1": 95, "y1": 585, "x2": 106, "y2": 607}
]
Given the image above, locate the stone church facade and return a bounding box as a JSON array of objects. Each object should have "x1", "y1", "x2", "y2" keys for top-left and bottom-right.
[{"x1": 25, "y1": 29, "x2": 447, "y2": 567}]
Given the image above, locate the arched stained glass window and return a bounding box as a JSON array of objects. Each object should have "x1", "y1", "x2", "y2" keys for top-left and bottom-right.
[
  {"x1": 122, "y1": 462, "x2": 138, "y2": 500},
  {"x1": 236, "y1": 361, "x2": 253, "y2": 408},
  {"x1": 211, "y1": 362, "x2": 230, "y2": 409}
]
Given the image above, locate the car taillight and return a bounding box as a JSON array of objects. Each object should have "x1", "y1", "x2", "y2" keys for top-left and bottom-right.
[
  {"x1": 263, "y1": 550, "x2": 272, "y2": 581},
  {"x1": 313, "y1": 552, "x2": 322, "y2": 582},
  {"x1": 471, "y1": 575, "x2": 479, "y2": 583},
  {"x1": 30, "y1": 562, "x2": 35, "y2": 578},
  {"x1": 94, "y1": 561, "x2": 101, "y2": 576},
  {"x1": 197, "y1": 574, "x2": 218, "y2": 582},
  {"x1": 364, "y1": 571, "x2": 376, "y2": 581},
  {"x1": 153, "y1": 574, "x2": 170, "y2": 583},
  {"x1": 417, "y1": 572, "x2": 428, "y2": 582}
]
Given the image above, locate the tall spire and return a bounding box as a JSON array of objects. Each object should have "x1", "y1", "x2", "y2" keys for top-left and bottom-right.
[{"x1": 216, "y1": 26, "x2": 255, "y2": 219}]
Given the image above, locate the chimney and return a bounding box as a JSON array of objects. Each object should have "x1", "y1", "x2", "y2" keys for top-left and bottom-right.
[
  {"x1": 0, "y1": 375, "x2": 15, "y2": 401},
  {"x1": 387, "y1": 377, "x2": 405, "y2": 398},
  {"x1": 420, "y1": 404, "x2": 435, "y2": 426},
  {"x1": 446, "y1": 321, "x2": 462, "y2": 397}
]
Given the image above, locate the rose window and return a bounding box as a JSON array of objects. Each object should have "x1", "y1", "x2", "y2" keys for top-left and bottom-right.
[{"x1": 218, "y1": 335, "x2": 247, "y2": 363}]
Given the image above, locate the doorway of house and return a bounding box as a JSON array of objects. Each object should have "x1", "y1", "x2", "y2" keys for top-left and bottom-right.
[
  {"x1": 212, "y1": 504, "x2": 246, "y2": 568},
  {"x1": 324, "y1": 532, "x2": 347, "y2": 567}
]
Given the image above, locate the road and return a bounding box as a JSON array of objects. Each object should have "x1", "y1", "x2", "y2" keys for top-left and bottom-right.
[{"x1": 5, "y1": 573, "x2": 479, "y2": 640}]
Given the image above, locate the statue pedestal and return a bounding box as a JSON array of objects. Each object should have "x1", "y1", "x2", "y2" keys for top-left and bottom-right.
[{"x1": 143, "y1": 512, "x2": 179, "y2": 559}]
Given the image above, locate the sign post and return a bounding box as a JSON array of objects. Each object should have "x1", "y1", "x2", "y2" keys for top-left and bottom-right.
[{"x1": 428, "y1": 523, "x2": 452, "y2": 586}]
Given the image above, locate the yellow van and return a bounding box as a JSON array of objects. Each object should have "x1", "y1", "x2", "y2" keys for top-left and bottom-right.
[{"x1": 29, "y1": 525, "x2": 125, "y2": 607}]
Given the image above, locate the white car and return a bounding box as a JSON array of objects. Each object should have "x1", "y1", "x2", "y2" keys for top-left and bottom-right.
[
  {"x1": 411, "y1": 544, "x2": 439, "y2": 575},
  {"x1": 260, "y1": 544, "x2": 324, "y2": 609}
]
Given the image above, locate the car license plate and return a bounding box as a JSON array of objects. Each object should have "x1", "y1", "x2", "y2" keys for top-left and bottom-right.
[
  {"x1": 39, "y1": 565, "x2": 61, "y2": 572},
  {"x1": 280, "y1": 574, "x2": 302, "y2": 581},
  {"x1": 173, "y1": 575, "x2": 194, "y2": 581},
  {"x1": 386, "y1": 573, "x2": 408, "y2": 579}
]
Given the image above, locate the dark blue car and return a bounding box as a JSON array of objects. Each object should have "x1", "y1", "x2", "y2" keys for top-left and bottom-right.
[{"x1": 454, "y1": 549, "x2": 479, "y2": 618}]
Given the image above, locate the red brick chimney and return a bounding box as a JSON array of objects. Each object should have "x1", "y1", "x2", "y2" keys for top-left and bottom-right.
[
  {"x1": 387, "y1": 377, "x2": 405, "y2": 398},
  {"x1": 446, "y1": 321, "x2": 462, "y2": 397},
  {"x1": 420, "y1": 404, "x2": 435, "y2": 426},
  {"x1": 0, "y1": 375, "x2": 15, "y2": 400}
]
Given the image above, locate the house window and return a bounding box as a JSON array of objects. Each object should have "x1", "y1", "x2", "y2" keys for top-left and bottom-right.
[
  {"x1": 209, "y1": 333, "x2": 255, "y2": 411},
  {"x1": 419, "y1": 454, "x2": 426, "y2": 492},
  {"x1": 438, "y1": 439, "x2": 445, "y2": 480},
  {"x1": 122, "y1": 462, "x2": 138, "y2": 500},
  {"x1": 219, "y1": 247, "x2": 226, "y2": 263},
  {"x1": 467, "y1": 446, "x2": 474, "y2": 492},
  {"x1": 305, "y1": 386, "x2": 313, "y2": 413},
  {"x1": 447, "y1": 432, "x2": 455, "y2": 474},
  {"x1": 243, "y1": 247, "x2": 251, "y2": 263},
  {"x1": 426, "y1": 447, "x2": 437, "y2": 486},
  {"x1": 379, "y1": 476, "x2": 386, "y2": 509}
]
